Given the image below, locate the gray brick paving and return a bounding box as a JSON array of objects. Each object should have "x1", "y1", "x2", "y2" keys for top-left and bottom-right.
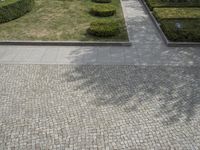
[
  {"x1": 0, "y1": 65, "x2": 200, "y2": 149},
  {"x1": 0, "y1": 0, "x2": 200, "y2": 149}
]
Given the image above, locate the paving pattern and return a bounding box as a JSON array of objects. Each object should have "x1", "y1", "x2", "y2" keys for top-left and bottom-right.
[
  {"x1": 0, "y1": 0, "x2": 200, "y2": 149},
  {"x1": 0, "y1": 65, "x2": 200, "y2": 149}
]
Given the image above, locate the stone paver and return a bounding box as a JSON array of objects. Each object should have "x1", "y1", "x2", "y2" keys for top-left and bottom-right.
[{"x1": 0, "y1": 65, "x2": 200, "y2": 149}]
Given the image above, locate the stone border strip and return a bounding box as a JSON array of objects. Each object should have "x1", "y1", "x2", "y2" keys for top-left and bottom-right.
[
  {"x1": 0, "y1": 40, "x2": 131, "y2": 46},
  {"x1": 120, "y1": 0, "x2": 132, "y2": 45},
  {"x1": 140, "y1": 0, "x2": 200, "y2": 47}
]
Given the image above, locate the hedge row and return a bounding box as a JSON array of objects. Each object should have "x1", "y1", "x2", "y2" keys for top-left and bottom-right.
[
  {"x1": 88, "y1": 0, "x2": 120, "y2": 37},
  {"x1": 160, "y1": 19, "x2": 200, "y2": 42},
  {"x1": 92, "y1": 0, "x2": 111, "y2": 3},
  {"x1": 153, "y1": 8, "x2": 200, "y2": 21},
  {"x1": 88, "y1": 20, "x2": 120, "y2": 37},
  {"x1": 90, "y1": 4, "x2": 116, "y2": 17},
  {"x1": 145, "y1": 0, "x2": 200, "y2": 10},
  {"x1": 0, "y1": 0, "x2": 34, "y2": 23}
]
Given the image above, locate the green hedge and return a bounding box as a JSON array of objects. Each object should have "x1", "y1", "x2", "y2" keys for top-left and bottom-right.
[
  {"x1": 92, "y1": 0, "x2": 111, "y2": 3},
  {"x1": 0, "y1": 0, "x2": 34, "y2": 23},
  {"x1": 160, "y1": 19, "x2": 200, "y2": 42},
  {"x1": 145, "y1": 0, "x2": 200, "y2": 10},
  {"x1": 88, "y1": 20, "x2": 120, "y2": 37},
  {"x1": 90, "y1": 4, "x2": 116, "y2": 17},
  {"x1": 153, "y1": 8, "x2": 200, "y2": 21}
]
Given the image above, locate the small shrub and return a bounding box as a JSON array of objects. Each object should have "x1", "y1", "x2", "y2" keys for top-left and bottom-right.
[
  {"x1": 90, "y1": 4, "x2": 116, "y2": 17},
  {"x1": 0, "y1": 0, "x2": 34, "y2": 23},
  {"x1": 87, "y1": 20, "x2": 120, "y2": 37},
  {"x1": 92, "y1": 0, "x2": 111, "y2": 3}
]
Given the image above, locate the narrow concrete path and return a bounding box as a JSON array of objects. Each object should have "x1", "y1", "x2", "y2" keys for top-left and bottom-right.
[{"x1": 0, "y1": 0, "x2": 199, "y2": 66}]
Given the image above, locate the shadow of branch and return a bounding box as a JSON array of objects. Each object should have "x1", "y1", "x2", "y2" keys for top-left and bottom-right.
[{"x1": 62, "y1": 65, "x2": 200, "y2": 125}]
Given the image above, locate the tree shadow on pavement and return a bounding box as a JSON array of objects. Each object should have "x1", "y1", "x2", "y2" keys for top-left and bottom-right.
[{"x1": 63, "y1": 65, "x2": 200, "y2": 125}]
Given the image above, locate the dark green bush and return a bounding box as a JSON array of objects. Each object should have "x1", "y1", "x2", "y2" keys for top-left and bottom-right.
[
  {"x1": 0, "y1": 0, "x2": 34, "y2": 23},
  {"x1": 92, "y1": 0, "x2": 111, "y2": 3},
  {"x1": 87, "y1": 20, "x2": 120, "y2": 37},
  {"x1": 90, "y1": 4, "x2": 116, "y2": 17},
  {"x1": 160, "y1": 19, "x2": 200, "y2": 42},
  {"x1": 145, "y1": 0, "x2": 200, "y2": 10}
]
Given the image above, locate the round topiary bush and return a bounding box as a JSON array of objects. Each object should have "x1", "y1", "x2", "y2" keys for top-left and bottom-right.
[
  {"x1": 0, "y1": 0, "x2": 34, "y2": 23},
  {"x1": 87, "y1": 20, "x2": 120, "y2": 37},
  {"x1": 92, "y1": 0, "x2": 111, "y2": 3},
  {"x1": 90, "y1": 4, "x2": 116, "y2": 17}
]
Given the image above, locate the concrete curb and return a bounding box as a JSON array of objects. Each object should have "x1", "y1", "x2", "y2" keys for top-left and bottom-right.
[
  {"x1": 0, "y1": 41, "x2": 132, "y2": 46},
  {"x1": 120, "y1": 0, "x2": 132, "y2": 44},
  {"x1": 140, "y1": 0, "x2": 200, "y2": 47}
]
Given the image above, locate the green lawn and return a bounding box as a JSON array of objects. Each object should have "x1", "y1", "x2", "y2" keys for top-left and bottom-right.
[{"x1": 0, "y1": 0, "x2": 128, "y2": 41}]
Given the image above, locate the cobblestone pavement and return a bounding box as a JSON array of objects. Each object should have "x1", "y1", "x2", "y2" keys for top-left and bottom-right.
[{"x1": 0, "y1": 65, "x2": 200, "y2": 149}]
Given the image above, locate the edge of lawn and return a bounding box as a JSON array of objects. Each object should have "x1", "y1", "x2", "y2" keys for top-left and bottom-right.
[{"x1": 0, "y1": 0, "x2": 131, "y2": 46}]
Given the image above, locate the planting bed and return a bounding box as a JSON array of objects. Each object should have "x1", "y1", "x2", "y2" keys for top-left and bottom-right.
[
  {"x1": 0, "y1": 0, "x2": 128, "y2": 42},
  {"x1": 144, "y1": 0, "x2": 200, "y2": 43}
]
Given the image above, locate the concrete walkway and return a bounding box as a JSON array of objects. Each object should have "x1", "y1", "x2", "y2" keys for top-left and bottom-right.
[{"x1": 0, "y1": 0, "x2": 199, "y2": 65}]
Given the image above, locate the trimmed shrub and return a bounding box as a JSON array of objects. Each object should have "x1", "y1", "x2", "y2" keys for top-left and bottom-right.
[
  {"x1": 153, "y1": 8, "x2": 200, "y2": 21},
  {"x1": 90, "y1": 4, "x2": 116, "y2": 17},
  {"x1": 92, "y1": 0, "x2": 111, "y2": 3},
  {"x1": 87, "y1": 20, "x2": 120, "y2": 37},
  {"x1": 0, "y1": 0, "x2": 34, "y2": 23},
  {"x1": 160, "y1": 19, "x2": 200, "y2": 42},
  {"x1": 145, "y1": 0, "x2": 200, "y2": 11}
]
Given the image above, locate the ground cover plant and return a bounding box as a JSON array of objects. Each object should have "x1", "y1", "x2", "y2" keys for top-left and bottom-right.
[
  {"x1": 160, "y1": 19, "x2": 200, "y2": 42},
  {"x1": 0, "y1": 0, "x2": 128, "y2": 41},
  {"x1": 144, "y1": 0, "x2": 200, "y2": 42},
  {"x1": 88, "y1": 19, "x2": 119, "y2": 37}
]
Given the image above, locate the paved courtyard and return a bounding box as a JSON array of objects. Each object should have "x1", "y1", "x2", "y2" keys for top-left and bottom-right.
[
  {"x1": 0, "y1": 65, "x2": 200, "y2": 149},
  {"x1": 0, "y1": 0, "x2": 200, "y2": 149}
]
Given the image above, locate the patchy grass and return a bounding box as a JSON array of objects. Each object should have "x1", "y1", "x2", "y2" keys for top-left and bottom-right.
[{"x1": 0, "y1": 0, "x2": 128, "y2": 41}]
